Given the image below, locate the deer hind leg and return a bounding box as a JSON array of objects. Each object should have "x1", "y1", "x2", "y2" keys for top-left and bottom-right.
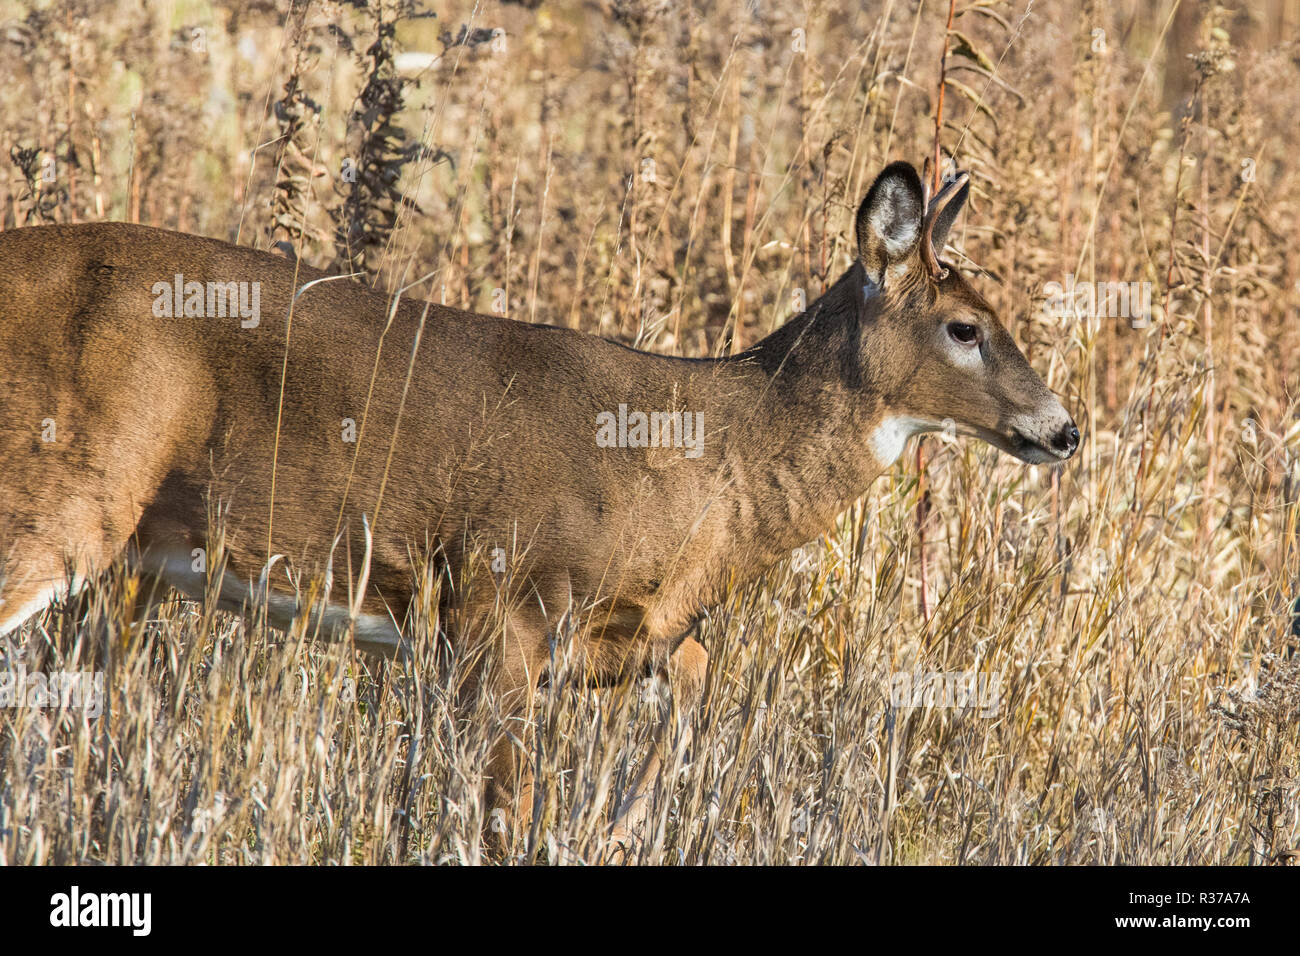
[
  {"x1": 0, "y1": 472, "x2": 171, "y2": 640},
  {"x1": 0, "y1": 340, "x2": 209, "y2": 641},
  {"x1": 605, "y1": 635, "x2": 709, "y2": 863},
  {"x1": 0, "y1": 554, "x2": 67, "y2": 638}
]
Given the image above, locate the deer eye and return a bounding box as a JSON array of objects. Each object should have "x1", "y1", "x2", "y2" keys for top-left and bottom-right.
[{"x1": 947, "y1": 321, "x2": 980, "y2": 345}]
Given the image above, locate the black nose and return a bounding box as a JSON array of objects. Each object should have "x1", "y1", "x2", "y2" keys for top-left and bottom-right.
[{"x1": 1051, "y1": 422, "x2": 1080, "y2": 456}]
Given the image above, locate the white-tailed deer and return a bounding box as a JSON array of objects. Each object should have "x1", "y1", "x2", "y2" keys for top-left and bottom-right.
[{"x1": 0, "y1": 161, "x2": 1076, "y2": 855}]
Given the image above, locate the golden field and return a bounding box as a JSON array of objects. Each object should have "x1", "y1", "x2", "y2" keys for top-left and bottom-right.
[{"x1": 0, "y1": 0, "x2": 1297, "y2": 864}]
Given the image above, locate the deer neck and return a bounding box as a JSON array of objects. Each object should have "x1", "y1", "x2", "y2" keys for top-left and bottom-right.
[{"x1": 714, "y1": 262, "x2": 907, "y2": 561}]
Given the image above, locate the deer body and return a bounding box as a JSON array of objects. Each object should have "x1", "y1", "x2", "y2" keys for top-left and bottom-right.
[
  {"x1": 0, "y1": 162, "x2": 1077, "y2": 850},
  {"x1": 1, "y1": 226, "x2": 876, "y2": 657}
]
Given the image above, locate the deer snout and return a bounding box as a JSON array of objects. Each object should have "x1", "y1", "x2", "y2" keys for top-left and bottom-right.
[
  {"x1": 1049, "y1": 421, "x2": 1080, "y2": 457},
  {"x1": 1004, "y1": 401, "x2": 1079, "y2": 464}
]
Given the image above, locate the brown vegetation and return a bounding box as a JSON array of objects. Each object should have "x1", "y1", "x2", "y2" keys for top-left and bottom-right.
[{"x1": 0, "y1": 0, "x2": 1297, "y2": 864}]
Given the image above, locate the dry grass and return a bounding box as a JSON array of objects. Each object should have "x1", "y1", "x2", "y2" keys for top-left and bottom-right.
[{"x1": 1, "y1": 0, "x2": 1298, "y2": 864}]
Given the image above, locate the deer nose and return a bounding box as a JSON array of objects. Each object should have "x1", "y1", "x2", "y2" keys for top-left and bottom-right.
[{"x1": 1051, "y1": 422, "x2": 1080, "y2": 456}]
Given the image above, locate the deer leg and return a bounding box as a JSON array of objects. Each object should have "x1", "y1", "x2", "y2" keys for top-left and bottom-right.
[
  {"x1": 605, "y1": 635, "x2": 708, "y2": 862},
  {"x1": 0, "y1": 489, "x2": 170, "y2": 640},
  {"x1": 0, "y1": 353, "x2": 208, "y2": 642},
  {"x1": 456, "y1": 598, "x2": 549, "y2": 856}
]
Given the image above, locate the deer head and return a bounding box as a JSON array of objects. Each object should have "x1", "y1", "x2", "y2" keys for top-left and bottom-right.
[{"x1": 854, "y1": 161, "x2": 1079, "y2": 466}]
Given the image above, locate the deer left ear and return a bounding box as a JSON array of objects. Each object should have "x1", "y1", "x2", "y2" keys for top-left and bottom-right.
[
  {"x1": 856, "y1": 161, "x2": 926, "y2": 289},
  {"x1": 922, "y1": 171, "x2": 970, "y2": 279}
]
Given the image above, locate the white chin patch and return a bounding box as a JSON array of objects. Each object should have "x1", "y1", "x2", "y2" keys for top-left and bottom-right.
[{"x1": 869, "y1": 416, "x2": 930, "y2": 467}]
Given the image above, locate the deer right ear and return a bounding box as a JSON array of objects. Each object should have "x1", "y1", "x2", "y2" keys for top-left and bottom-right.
[{"x1": 855, "y1": 161, "x2": 926, "y2": 289}]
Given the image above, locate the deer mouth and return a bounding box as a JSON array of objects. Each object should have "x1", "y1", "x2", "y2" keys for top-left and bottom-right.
[{"x1": 1005, "y1": 428, "x2": 1070, "y2": 465}]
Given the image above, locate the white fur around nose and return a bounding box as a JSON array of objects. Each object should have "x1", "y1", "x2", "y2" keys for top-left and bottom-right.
[{"x1": 869, "y1": 415, "x2": 930, "y2": 467}]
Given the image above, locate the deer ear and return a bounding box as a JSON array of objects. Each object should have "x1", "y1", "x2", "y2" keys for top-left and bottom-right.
[
  {"x1": 922, "y1": 171, "x2": 970, "y2": 278},
  {"x1": 856, "y1": 162, "x2": 926, "y2": 289}
]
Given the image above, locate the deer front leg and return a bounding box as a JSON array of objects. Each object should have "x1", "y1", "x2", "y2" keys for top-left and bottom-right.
[
  {"x1": 605, "y1": 635, "x2": 708, "y2": 863},
  {"x1": 461, "y1": 600, "x2": 548, "y2": 858}
]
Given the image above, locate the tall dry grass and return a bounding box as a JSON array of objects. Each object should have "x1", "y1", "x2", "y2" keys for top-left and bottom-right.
[{"x1": 0, "y1": 0, "x2": 1297, "y2": 863}]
